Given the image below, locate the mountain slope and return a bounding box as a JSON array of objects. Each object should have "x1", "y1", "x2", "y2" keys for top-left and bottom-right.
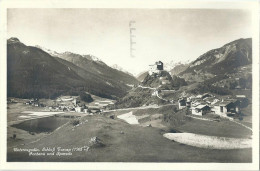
[
  {"x1": 170, "y1": 63, "x2": 189, "y2": 76},
  {"x1": 179, "y1": 38, "x2": 252, "y2": 76},
  {"x1": 177, "y1": 38, "x2": 252, "y2": 95},
  {"x1": 54, "y1": 57, "x2": 130, "y2": 98},
  {"x1": 7, "y1": 38, "x2": 86, "y2": 98},
  {"x1": 39, "y1": 49, "x2": 139, "y2": 86},
  {"x1": 7, "y1": 38, "x2": 136, "y2": 99},
  {"x1": 136, "y1": 71, "x2": 148, "y2": 82}
]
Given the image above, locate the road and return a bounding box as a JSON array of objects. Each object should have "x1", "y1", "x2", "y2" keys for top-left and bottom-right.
[
  {"x1": 103, "y1": 103, "x2": 175, "y2": 113},
  {"x1": 137, "y1": 85, "x2": 169, "y2": 101}
]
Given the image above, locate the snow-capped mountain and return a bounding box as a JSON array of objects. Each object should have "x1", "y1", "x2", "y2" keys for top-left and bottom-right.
[
  {"x1": 163, "y1": 60, "x2": 190, "y2": 71},
  {"x1": 111, "y1": 64, "x2": 134, "y2": 76}
]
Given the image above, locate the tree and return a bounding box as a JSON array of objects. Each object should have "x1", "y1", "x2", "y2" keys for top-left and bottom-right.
[{"x1": 80, "y1": 92, "x2": 93, "y2": 103}]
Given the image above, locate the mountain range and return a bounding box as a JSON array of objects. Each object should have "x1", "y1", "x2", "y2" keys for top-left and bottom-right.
[
  {"x1": 137, "y1": 38, "x2": 252, "y2": 83},
  {"x1": 7, "y1": 37, "x2": 252, "y2": 100},
  {"x1": 7, "y1": 38, "x2": 138, "y2": 99}
]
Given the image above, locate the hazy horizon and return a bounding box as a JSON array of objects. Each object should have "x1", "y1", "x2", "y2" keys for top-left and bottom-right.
[{"x1": 7, "y1": 9, "x2": 252, "y2": 75}]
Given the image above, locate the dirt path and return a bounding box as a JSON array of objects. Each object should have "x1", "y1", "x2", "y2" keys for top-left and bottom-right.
[
  {"x1": 138, "y1": 85, "x2": 168, "y2": 101},
  {"x1": 230, "y1": 119, "x2": 252, "y2": 131}
]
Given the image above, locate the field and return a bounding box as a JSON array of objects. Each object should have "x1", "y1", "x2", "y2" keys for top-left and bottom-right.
[{"x1": 7, "y1": 100, "x2": 252, "y2": 162}]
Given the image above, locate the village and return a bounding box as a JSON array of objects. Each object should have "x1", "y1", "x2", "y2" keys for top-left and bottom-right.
[
  {"x1": 144, "y1": 61, "x2": 250, "y2": 122},
  {"x1": 177, "y1": 93, "x2": 247, "y2": 119},
  {"x1": 22, "y1": 96, "x2": 115, "y2": 115},
  {"x1": 18, "y1": 60, "x2": 250, "y2": 123}
]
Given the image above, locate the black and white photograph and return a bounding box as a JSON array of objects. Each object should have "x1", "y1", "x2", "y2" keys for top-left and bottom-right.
[{"x1": 0, "y1": 0, "x2": 259, "y2": 170}]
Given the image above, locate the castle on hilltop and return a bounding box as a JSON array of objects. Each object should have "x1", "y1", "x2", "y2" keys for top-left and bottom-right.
[{"x1": 148, "y1": 61, "x2": 164, "y2": 75}]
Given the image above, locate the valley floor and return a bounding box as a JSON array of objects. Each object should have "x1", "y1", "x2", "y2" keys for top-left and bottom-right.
[{"x1": 7, "y1": 100, "x2": 252, "y2": 162}]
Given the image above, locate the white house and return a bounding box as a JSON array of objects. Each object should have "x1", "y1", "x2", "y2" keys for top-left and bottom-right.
[
  {"x1": 83, "y1": 109, "x2": 89, "y2": 114},
  {"x1": 75, "y1": 106, "x2": 83, "y2": 113},
  {"x1": 152, "y1": 90, "x2": 158, "y2": 96}
]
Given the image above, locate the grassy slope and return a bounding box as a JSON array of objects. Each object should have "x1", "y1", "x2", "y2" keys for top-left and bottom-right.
[
  {"x1": 176, "y1": 118, "x2": 252, "y2": 139},
  {"x1": 7, "y1": 115, "x2": 251, "y2": 162},
  {"x1": 105, "y1": 105, "x2": 252, "y2": 138}
]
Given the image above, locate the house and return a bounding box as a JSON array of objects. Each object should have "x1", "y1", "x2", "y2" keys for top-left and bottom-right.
[
  {"x1": 160, "y1": 77, "x2": 170, "y2": 85},
  {"x1": 186, "y1": 98, "x2": 191, "y2": 108},
  {"x1": 83, "y1": 109, "x2": 89, "y2": 114},
  {"x1": 196, "y1": 94, "x2": 203, "y2": 98},
  {"x1": 90, "y1": 109, "x2": 100, "y2": 114},
  {"x1": 70, "y1": 108, "x2": 75, "y2": 112},
  {"x1": 235, "y1": 95, "x2": 248, "y2": 108},
  {"x1": 151, "y1": 90, "x2": 158, "y2": 96},
  {"x1": 205, "y1": 97, "x2": 219, "y2": 105},
  {"x1": 73, "y1": 99, "x2": 79, "y2": 106},
  {"x1": 88, "y1": 106, "x2": 101, "y2": 114},
  {"x1": 178, "y1": 99, "x2": 186, "y2": 110},
  {"x1": 212, "y1": 99, "x2": 240, "y2": 117},
  {"x1": 75, "y1": 106, "x2": 83, "y2": 113},
  {"x1": 196, "y1": 93, "x2": 211, "y2": 99},
  {"x1": 201, "y1": 93, "x2": 212, "y2": 99},
  {"x1": 149, "y1": 61, "x2": 164, "y2": 75},
  {"x1": 191, "y1": 105, "x2": 211, "y2": 116},
  {"x1": 25, "y1": 101, "x2": 31, "y2": 105},
  {"x1": 191, "y1": 99, "x2": 205, "y2": 108}
]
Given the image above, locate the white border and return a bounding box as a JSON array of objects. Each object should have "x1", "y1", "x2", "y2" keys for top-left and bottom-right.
[{"x1": 0, "y1": 0, "x2": 259, "y2": 170}]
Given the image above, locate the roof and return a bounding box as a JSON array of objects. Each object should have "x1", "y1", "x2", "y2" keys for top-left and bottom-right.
[
  {"x1": 205, "y1": 97, "x2": 219, "y2": 104},
  {"x1": 178, "y1": 99, "x2": 186, "y2": 102},
  {"x1": 196, "y1": 95, "x2": 203, "y2": 98},
  {"x1": 202, "y1": 93, "x2": 211, "y2": 97},
  {"x1": 194, "y1": 105, "x2": 209, "y2": 109},
  {"x1": 88, "y1": 106, "x2": 101, "y2": 109},
  {"x1": 215, "y1": 99, "x2": 238, "y2": 106},
  {"x1": 75, "y1": 106, "x2": 83, "y2": 109}
]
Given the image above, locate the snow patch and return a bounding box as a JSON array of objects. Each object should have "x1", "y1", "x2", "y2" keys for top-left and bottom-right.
[
  {"x1": 117, "y1": 112, "x2": 139, "y2": 124},
  {"x1": 164, "y1": 133, "x2": 251, "y2": 149}
]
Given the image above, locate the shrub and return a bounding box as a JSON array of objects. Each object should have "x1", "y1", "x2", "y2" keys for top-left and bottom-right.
[{"x1": 71, "y1": 120, "x2": 80, "y2": 126}]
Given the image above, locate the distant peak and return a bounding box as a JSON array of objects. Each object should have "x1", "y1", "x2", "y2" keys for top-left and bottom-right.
[
  {"x1": 63, "y1": 51, "x2": 73, "y2": 54},
  {"x1": 8, "y1": 37, "x2": 20, "y2": 43}
]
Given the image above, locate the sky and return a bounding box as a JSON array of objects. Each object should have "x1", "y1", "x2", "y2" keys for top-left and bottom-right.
[{"x1": 7, "y1": 8, "x2": 252, "y2": 75}]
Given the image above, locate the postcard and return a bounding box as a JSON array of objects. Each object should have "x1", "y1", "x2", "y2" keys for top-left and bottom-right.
[{"x1": 0, "y1": 0, "x2": 259, "y2": 170}]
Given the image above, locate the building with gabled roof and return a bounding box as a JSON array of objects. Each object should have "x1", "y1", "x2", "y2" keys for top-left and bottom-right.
[
  {"x1": 212, "y1": 99, "x2": 240, "y2": 117},
  {"x1": 191, "y1": 105, "x2": 211, "y2": 116},
  {"x1": 178, "y1": 98, "x2": 186, "y2": 110}
]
